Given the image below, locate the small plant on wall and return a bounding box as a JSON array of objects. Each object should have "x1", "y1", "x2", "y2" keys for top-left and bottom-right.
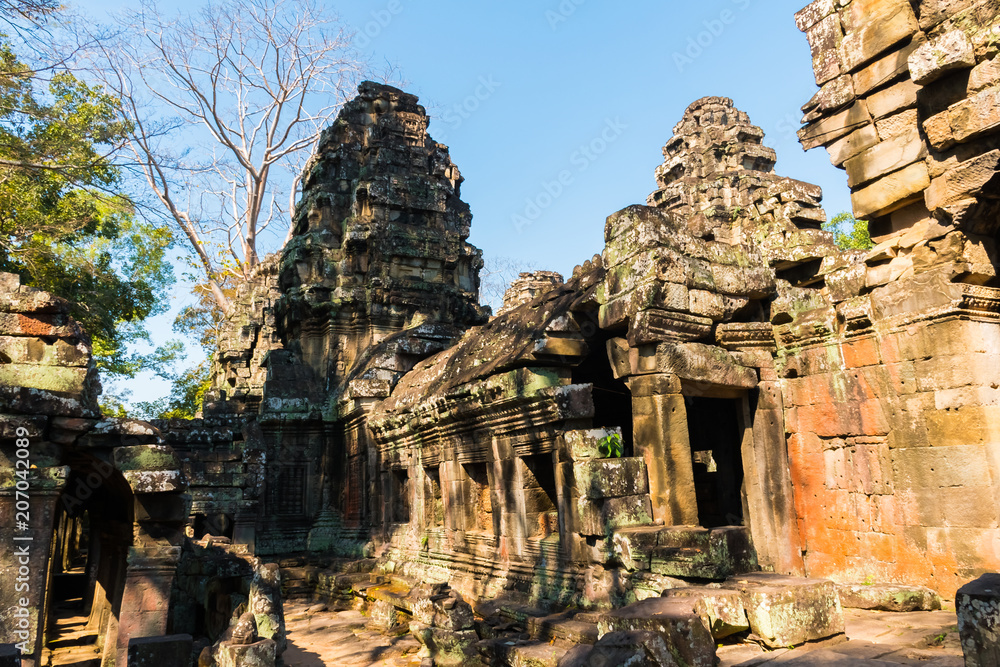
[{"x1": 598, "y1": 433, "x2": 623, "y2": 458}]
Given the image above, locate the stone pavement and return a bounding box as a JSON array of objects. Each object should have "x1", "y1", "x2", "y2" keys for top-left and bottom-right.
[
  {"x1": 719, "y1": 608, "x2": 963, "y2": 666},
  {"x1": 283, "y1": 601, "x2": 423, "y2": 667},
  {"x1": 284, "y1": 601, "x2": 964, "y2": 667}
]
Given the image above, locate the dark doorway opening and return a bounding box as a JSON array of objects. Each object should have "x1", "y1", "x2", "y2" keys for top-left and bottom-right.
[
  {"x1": 685, "y1": 396, "x2": 745, "y2": 528},
  {"x1": 461, "y1": 462, "x2": 494, "y2": 534},
  {"x1": 47, "y1": 459, "x2": 133, "y2": 666},
  {"x1": 570, "y1": 314, "x2": 633, "y2": 456},
  {"x1": 390, "y1": 469, "x2": 410, "y2": 523},
  {"x1": 522, "y1": 454, "x2": 559, "y2": 539}
]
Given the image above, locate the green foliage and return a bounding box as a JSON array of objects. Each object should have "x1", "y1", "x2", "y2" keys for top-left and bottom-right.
[
  {"x1": 822, "y1": 211, "x2": 873, "y2": 251},
  {"x1": 0, "y1": 38, "x2": 181, "y2": 401},
  {"x1": 598, "y1": 433, "x2": 623, "y2": 458},
  {"x1": 133, "y1": 356, "x2": 212, "y2": 420}
]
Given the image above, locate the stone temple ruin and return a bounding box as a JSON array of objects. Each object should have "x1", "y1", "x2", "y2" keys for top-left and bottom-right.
[{"x1": 5, "y1": 1, "x2": 1000, "y2": 665}]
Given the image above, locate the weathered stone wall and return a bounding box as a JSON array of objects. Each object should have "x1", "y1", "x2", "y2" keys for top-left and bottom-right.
[
  {"x1": 788, "y1": 0, "x2": 1000, "y2": 597},
  {"x1": 0, "y1": 273, "x2": 191, "y2": 666}
]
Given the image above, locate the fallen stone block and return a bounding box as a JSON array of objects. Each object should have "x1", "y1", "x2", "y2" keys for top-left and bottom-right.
[
  {"x1": 127, "y1": 634, "x2": 193, "y2": 667},
  {"x1": 724, "y1": 573, "x2": 844, "y2": 648},
  {"x1": 563, "y1": 629, "x2": 705, "y2": 667},
  {"x1": 662, "y1": 587, "x2": 749, "y2": 639},
  {"x1": 527, "y1": 612, "x2": 599, "y2": 645},
  {"x1": 957, "y1": 573, "x2": 1000, "y2": 667},
  {"x1": 412, "y1": 623, "x2": 482, "y2": 667},
  {"x1": 215, "y1": 638, "x2": 275, "y2": 667},
  {"x1": 496, "y1": 640, "x2": 569, "y2": 667},
  {"x1": 837, "y1": 582, "x2": 942, "y2": 611},
  {"x1": 597, "y1": 597, "x2": 716, "y2": 667}
]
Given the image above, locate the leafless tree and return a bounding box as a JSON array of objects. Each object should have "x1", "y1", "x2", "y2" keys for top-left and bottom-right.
[
  {"x1": 89, "y1": 0, "x2": 367, "y2": 313},
  {"x1": 1, "y1": 0, "x2": 59, "y2": 31},
  {"x1": 479, "y1": 255, "x2": 539, "y2": 313}
]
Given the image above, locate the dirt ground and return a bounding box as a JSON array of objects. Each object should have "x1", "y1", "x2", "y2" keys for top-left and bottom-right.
[{"x1": 282, "y1": 600, "x2": 964, "y2": 667}]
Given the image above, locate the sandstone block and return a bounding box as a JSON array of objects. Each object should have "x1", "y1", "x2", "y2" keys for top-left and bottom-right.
[
  {"x1": 560, "y1": 631, "x2": 688, "y2": 667},
  {"x1": 837, "y1": 582, "x2": 942, "y2": 611},
  {"x1": 844, "y1": 128, "x2": 926, "y2": 187},
  {"x1": 563, "y1": 427, "x2": 623, "y2": 461},
  {"x1": 969, "y1": 55, "x2": 1000, "y2": 94},
  {"x1": 807, "y1": 75, "x2": 856, "y2": 113},
  {"x1": 840, "y1": 3, "x2": 918, "y2": 73},
  {"x1": 655, "y1": 342, "x2": 757, "y2": 389},
  {"x1": 576, "y1": 495, "x2": 653, "y2": 536},
  {"x1": 122, "y1": 469, "x2": 185, "y2": 494},
  {"x1": 925, "y1": 150, "x2": 1000, "y2": 212},
  {"x1": 688, "y1": 289, "x2": 725, "y2": 320},
  {"x1": 916, "y1": 0, "x2": 978, "y2": 30},
  {"x1": 572, "y1": 458, "x2": 648, "y2": 499},
  {"x1": 867, "y1": 78, "x2": 919, "y2": 119},
  {"x1": 951, "y1": 86, "x2": 1000, "y2": 144},
  {"x1": 924, "y1": 109, "x2": 956, "y2": 150},
  {"x1": 807, "y1": 15, "x2": 844, "y2": 86},
  {"x1": 527, "y1": 613, "x2": 599, "y2": 644},
  {"x1": 826, "y1": 262, "x2": 867, "y2": 303},
  {"x1": 216, "y1": 638, "x2": 275, "y2": 667},
  {"x1": 850, "y1": 161, "x2": 929, "y2": 218},
  {"x1": 799, "y1": 101, "x2": 871, "y2": 150},
  {"x1": 597, "y1": 597, "x2": 716, "y2": 667},
  {"x1": 662, "y1": 587, "x2": 749, "y2": 639},
  {"x1": 876, "y1": 108, "x2": 919, "y2": 141},
  {"x1": 723, "y1": 573, "x2": 845, "y2": 648},
  {"x1": 908, "y1": 29, "x2": 976, "y2": 85},
  {"x1": 957, "y1": 573, "x2": 1000, "y2": 667},
  {"x1": 650, "y1": 526, "x2": 758, "y2": 580},
  {"x1": 795, "y1": 0, "x2": 836, "y2": 32},
  {"x1": 610, "y1": 526, "x2": 662, "y2": 571},
  {"x1": 826, "y1": 124, "x2": 879, "y2": 166},
  {"x1": 114, "y1": 444, "x2": 180, "y2": 472},
  {"x1": 853, "y1": 39, "x2": 923, "y2": 96}
]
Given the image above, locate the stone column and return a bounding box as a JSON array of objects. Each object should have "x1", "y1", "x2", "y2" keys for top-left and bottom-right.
[
  {"x1": 115, "y1": 548, "x2": 182, "y2": 667},
  {"x1": 629, "y1": 373, "x2": 698, "y2": 526},
  {"x1": 0, "y1": 468, "x2": 66, "y2": 667}
]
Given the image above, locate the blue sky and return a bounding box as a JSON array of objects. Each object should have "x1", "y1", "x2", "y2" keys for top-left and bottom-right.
[{"x1": 73, "y1": 0, "x2": 849, "y2": 405}]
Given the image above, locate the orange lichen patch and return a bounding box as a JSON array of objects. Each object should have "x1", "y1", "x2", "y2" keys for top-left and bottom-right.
[
  {"x1": 16, "y1": 313, "x2": 54, "y2": 336},
  {"x1": 842, "y1": 336, "x2": 881, "y2": 368}
]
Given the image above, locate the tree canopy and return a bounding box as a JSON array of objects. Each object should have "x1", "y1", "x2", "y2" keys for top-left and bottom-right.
[
  {"x1": 823, "y1": 211, "x2": 873, "y2": 251},
  {"x1": 0, "y1": 35, "x2": 179, "y2": 403}
]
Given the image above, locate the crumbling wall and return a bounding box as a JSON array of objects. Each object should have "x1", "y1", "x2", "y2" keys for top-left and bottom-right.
[
  {"x1": 787, "y1": 0, "x2": 1000, "y2": 596},
  {"x1": 0, "y1": 273, "x2": 190, "y2": 666}
]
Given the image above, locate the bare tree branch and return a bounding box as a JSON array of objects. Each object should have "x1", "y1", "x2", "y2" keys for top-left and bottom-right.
[{"x1": 84, "y1": 0, "x2": 369, "y2": 313}]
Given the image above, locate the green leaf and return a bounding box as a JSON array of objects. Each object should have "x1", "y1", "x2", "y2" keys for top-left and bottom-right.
[{"x1": 598, "y1": 433, "x2": 623, "y2": 458}]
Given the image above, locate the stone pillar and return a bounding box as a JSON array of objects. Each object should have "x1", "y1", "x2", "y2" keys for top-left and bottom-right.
[
  {"x1": 742, "y1": 381, "x2": 804, "y2": 576},
  {"x1": 115, "y1": 549, "x2": 182, "y2": 667},
  {"x1": 0, "y1": 470, "x2": 66, "y2": 667},
  {"x1": 957, "y1": 573, "x2": 1000, "y2": 667},
  {"x1": 629, "y1": 374, "x2": 698, "y2": 526}
]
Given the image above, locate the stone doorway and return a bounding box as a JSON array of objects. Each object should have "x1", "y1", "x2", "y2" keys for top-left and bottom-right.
[
  {"x1": 46, "y1": 460, "x2": 133, "y2": 667},
  {"x1": 684, "y1": 396, "x2": 745, "y2": 528}
]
